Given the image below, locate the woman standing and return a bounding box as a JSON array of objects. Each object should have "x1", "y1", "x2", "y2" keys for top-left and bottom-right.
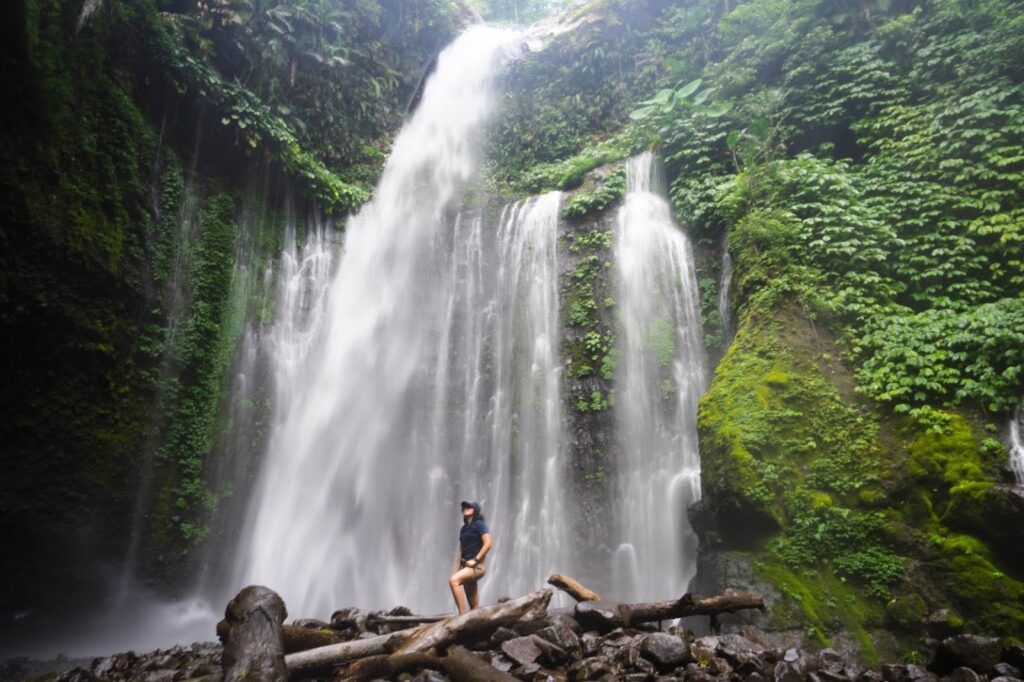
[{"x1": 449, "y1": 500, "x2": 492, "y2": 614}]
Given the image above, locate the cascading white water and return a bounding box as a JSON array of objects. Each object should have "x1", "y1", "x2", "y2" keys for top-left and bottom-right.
[
  {"x1": 611, "y1": 153, "x2": 707, "y2": 602},
  {"x1": 1009, "y1": 402, "x2": 1024, "y2": 486},
  {"x1": 234, "y1": 27, "x2": 572, "y2": 617},
  {"x1": 718, "y1": 237, "x2": 733, "y2": 346}
]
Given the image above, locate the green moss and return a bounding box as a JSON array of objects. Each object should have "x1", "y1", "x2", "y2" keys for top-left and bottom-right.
[
  {"x1": 907, "y1": 416, "x2": 985, "y2": 488},
  {"x1": 756, "y1": 560, "x2": 883, "y2": 661},
  {"x1": 886, "y1": 594, "x2": 927, "y2": 630}
]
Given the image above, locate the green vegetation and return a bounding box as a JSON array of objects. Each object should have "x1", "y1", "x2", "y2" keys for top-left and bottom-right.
[{"x1": 1, "y1": 0, "x2": 465, "y2": 601}]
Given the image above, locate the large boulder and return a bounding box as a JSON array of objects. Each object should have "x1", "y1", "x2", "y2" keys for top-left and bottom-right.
[{"x1": 928, "y1": 635, "x2": 1004, "y2": 676}]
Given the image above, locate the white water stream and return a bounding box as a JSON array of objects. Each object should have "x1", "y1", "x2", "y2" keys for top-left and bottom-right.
[
  {"x1": 610, "y1": 153, "x2": 707, "y2": 602},
  {"x1": 232, "y1": 27, "x2": 575, "y2": 618},
  {"x1": 1010, "y1": 402, "x2": 1024, "y2": 486}
]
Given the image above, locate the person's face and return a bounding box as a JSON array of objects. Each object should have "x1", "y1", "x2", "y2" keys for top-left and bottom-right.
[{"x1": 462, "y1": 506, "x2": 474, "y2": 519}]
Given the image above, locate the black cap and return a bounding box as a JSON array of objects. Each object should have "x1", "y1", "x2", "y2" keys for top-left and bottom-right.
[{"x1": 460, "y1": 500, "x2": 481, "y2": 513}]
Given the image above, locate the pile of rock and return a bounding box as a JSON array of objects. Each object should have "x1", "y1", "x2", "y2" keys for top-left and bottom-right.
[{"x1": 42, "y1": 643, "x2": 221, "y2": 682}]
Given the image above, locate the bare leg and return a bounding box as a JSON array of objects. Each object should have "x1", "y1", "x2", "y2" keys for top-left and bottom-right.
[
  {"x1": 448, "y1": 567, "x2": 476, "y2": 614},
  {"x1": 464, "y1": 578, "x2": 480, "y2": 609}
]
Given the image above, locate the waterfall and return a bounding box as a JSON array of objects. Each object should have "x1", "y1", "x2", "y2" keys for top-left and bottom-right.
[
  {"x1": 611, "y1": 153, "x2": 707, "y2": 602},
  {"x1": 718, "y1": 237, "x2": 733, "y2": 346},
  {"x1": 1010, "y1": 402, "x2": 1024, "y2": 486},
  {"x1": 232, "y1": 26, "x2": 572, "y2": 618}
]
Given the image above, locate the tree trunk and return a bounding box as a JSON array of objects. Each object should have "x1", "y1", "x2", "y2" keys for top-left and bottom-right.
[
  {"x1": 286, "y1": 588, "x2": 552, "y2": 679},
  {"x1": 219, "y1": 619, "x2": 344, "y2": 654},
  {"x1": 338, "y1": 645, "x2": 517, "y2": 682},
  {"x1": 222, "y1": 585, "x2": 289, "y2": 682},
  {"x1": 574, "y1": 589, "x2": 764, "y2": 631},
  {"x1": 395, "y1": 587, "x2": 553, "y2": 654},
  {"x1": 547, "y1": 573, "x2": 601, "y2": 602}
]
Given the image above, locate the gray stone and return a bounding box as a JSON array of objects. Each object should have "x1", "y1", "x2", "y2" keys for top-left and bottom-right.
[
  {"x1": 567, "y1": 656, "x2": 615, "y2": 680},
  {"x1": 639, "y1": 632, "x2": 690, "y2": 671},
  {"x1": 539, "y1": 621, "x2": 581, "y2": 653},
  {"x1": 774, "y1": 661, "x2": 803, "y2": 682},
  {"x1": 502, "y1": 635, "x2": 543, "y2": 666},
  {"x1": 881, "y1": 664, "x2": 935, "y2": 682},
  {"x1": 993, "y1": 663, "x2": 1023, "y2": 679},
  {"x1": 490, "y1": 626, "x2": 519, "y2": 646}
]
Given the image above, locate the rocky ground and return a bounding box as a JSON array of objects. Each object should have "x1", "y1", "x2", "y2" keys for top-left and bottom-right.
[{"x1": 6, "y1": 617, "x2": 1023, "y2": 682}]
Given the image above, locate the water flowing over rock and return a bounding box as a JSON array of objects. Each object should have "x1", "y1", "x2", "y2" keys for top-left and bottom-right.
[
  {"x1": 1009, "y1": 402, "x2": 1024, "y2": 485},
  {"x1": 230, "y1": 26, "x2": 573, "y2": 618},
  {"x1": 610, "y1": 153, "x2": 707, "y2": 601}
]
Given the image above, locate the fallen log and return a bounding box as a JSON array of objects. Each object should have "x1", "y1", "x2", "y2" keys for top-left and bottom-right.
[
  {"x1": 396, "y1": 587, "x2": 553, "y2": 654},
  {"x1": 221, "y1": 585, "x2": 289, "y2": 682},
  {"x1": 286, "y1": 589, "x2": 552, "y2": 678},
  {"x1": 574, "y1": 589, "x2": 765, "y2": 631},
  {"x1": 338, "y1": 645, "x2": 518, "y2": 682},
  {"x1": 285, "y1": 629, "x2": 412, "y2": 680},
  {"x1": 547, "y1": 573, "x2": 601, "y2": 602}
]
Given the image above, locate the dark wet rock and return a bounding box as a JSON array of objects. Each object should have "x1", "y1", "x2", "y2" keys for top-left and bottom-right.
[
  {"x1": 491, "y1": 626, "x2": 520, "y2": 646},
  {"x1": 532, "y1": 667, "x2": 568, "y2": 682},
  {"x1": 502, "y1": 635, "x2": 544, "y2": 666},
  {"x1": 531, "y1": 634, "x2": 569, "y2": 665},
  {"x1": 746, "y1": 673, "x2": 767, "y2": 682},
  {"x1": 991, "y1": 678, "x2": 1024, "y2": 682},
  {"x1": 292, "y1": 618, "x2": 330, "y2": 629},
  {"x1": 638, "y1": 632, "x2": 689, "y2": 671},
  {"x1": 567, "y1": 656, "x2": 615, "y2": 680},
  {"x1": 330, "y1": 606, "x2": 370, "y2": 631},
  {"x1": 1003, "y1": 646, "x2": 1024, "y2": 671},
  {"x1": 774, "y1": 660, "x2": 804, "y2": 682},
  {"x1": 718, "y1": 634, "x2": 766, "y2": 658},
  {"x1": 858, "y1": 671, "x2": 885, "y2": 682},
  {"x1": 573, "y1": 601, "x2": 623, "y2": 632},
  {"x1": 516, "y1": 661, "x2": 542, "y2": 677},
  {"x1": 411, "y1": 670, "x2": 451, "y2": 682},
  {"x1": 539, "y1": 621, "x2": 581, "y2": 654},
  {"x1": 923, "y1": 610, "x2": 965, "y2": 639},
  {"x1": 488, "y1": 652, "x2": 516, "y2": 672},
  {"x1": 929, "y1": 635, "x2": 1004, "y2": 676},
  {"x1": 881, "y1": 664, "x2": 936, "y2": 682},
  {"x1": 580, "y1": 631, "x2": 601, "y2": 657},
  {"x1": 941, "y1": 667, "x2": 980, "y2": 682}
]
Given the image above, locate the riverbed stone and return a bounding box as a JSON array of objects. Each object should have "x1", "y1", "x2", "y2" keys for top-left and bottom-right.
[
  {"x1": 639, "y1": 632, "x2": 689, "y2": 671},
  {"x1": 502, "y1": 636, "x2": 544, "y2": 666}
]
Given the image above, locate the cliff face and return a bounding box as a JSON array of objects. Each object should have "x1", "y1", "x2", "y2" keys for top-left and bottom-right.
[{"x1": 0, "y1": 0, "x2": 468, "y2": 618}]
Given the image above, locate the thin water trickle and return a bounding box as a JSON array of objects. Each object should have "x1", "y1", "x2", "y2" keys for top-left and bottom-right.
[
  {"x1": 1009, "y1": 402, "x2": 1024, "y2": 486},
  {"x1": 718, "y1": 237, "x2": 733, "y2": 347},
  {"x1": 611, "y1": 153, "x2": 707, "y2": 602}
]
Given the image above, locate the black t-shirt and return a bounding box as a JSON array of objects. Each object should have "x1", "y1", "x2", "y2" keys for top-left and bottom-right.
[{"x1": 459, "y1": 519, "x2": 489, "y2": 561}]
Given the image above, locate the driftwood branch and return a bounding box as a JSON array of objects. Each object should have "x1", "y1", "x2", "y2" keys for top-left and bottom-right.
[
  {"x1": 574, "y1": 589, "x2": 765, "y2": 631},
  {"x1": 338, "y1": 645, "x2": 518, "y2": 682},
  {"x1": 286, "y1": 588, "x2": 552, "y2": 679},
  {"x1": 547, "y1": 573, "x2": 601, "y2": 602}
]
